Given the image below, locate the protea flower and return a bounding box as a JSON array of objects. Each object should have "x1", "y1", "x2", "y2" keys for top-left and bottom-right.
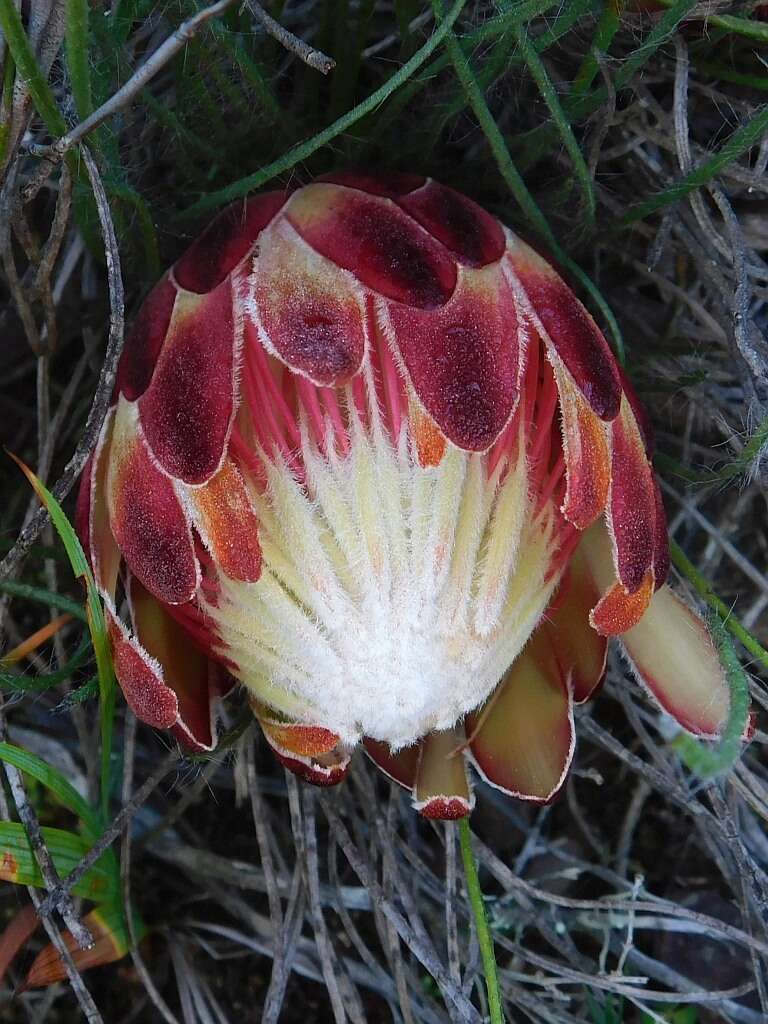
[{"x1": 78, "y1": 172, "x2": 734, "y2": 819}]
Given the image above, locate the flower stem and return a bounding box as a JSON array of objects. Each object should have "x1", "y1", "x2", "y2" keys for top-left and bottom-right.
[{"x1": 458, "y1": 818, "x2": 503, "y2": 1023}]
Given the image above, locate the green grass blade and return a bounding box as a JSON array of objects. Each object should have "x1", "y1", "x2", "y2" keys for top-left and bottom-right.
[
  {"x1": 652, "y1": 0, "x2": 768, "y2": 43},
  {"x1": 516, "y1": 0, "x2": 700, "y2": 171},
  {"x1": 571, "y1": 0, "x2": 624, "y2": 97},
  {"x1": 107, "y1": 182, "x2": 161, "y2": 280},
  {"x1": 611, "y1": 0, "x2": 699, "y2": 94},
  {"x1": 469, "y1": 0, "x2": 564, "y2": 43},
  {"x1": 204, "y1": 14, "x2": 282, "y2": 121},
  {"x1": 697, "y1": 62, "x2": 768, "y2": 94},
  {"x1": 1, "y1": 633, "x2": 93, "y2": 693},
  {"x1": 140, "y1": 89, "x2": 216, "y2": 159},
  {"x1": 656, "y1": 412, "x2": 768, "y2": 485},
  {"x1": 433, "y1": 3, "x2": 625, "y2": 361},
  {"x1": 56, "y1": 676, "x2": 99, "y2": 709},
  {"x1": 0, "y1": 50, "x2": 16, "y2": 165},
  {"x1": 670, "y1": 542, "x2": 768, "y2": 676},
  {"x1": 370, "y1": 0, "x2": 597, "y2": 151},
  {"x1": 708, "y1": 413, "x2": 768, "y2": 484},
  {"x1": 11, "y1": 458, "x2": 116, "y2": 823}
]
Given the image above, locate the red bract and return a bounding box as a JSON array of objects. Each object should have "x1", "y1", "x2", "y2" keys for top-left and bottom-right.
[{"x1": 79, "y1": 174, "x2": 738, "y2": 817}]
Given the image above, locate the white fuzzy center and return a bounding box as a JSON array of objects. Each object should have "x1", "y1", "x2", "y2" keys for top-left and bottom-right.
[{"x1": 205, "y1": 381, "x2": 559, "y2": 748}]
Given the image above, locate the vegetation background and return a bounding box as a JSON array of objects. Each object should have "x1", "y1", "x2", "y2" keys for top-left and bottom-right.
[{"x1": 1, "y1": 1, "x2": 768, "y2": 1021}]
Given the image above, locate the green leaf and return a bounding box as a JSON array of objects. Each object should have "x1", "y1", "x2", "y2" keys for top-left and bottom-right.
[
  {"x1": 0, "y1": 822, "x2": 118, "y2": 903},
  {"x1": 0, "y1": 742, "x2": 101, "y2": 840}
]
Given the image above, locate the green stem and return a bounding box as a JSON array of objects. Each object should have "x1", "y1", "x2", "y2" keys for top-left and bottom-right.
[
  {"x1": 107, "y1": 181, "x2": 160, "y2": 280},
  {"x1": 0, "y1": 51, "x2": 16, "y2": 165},
  {"x1": 0, "y1": 581, "x2": 88, "y2": 621},
  {"x1": 458, "y1": 818, "x2": 503, "y2": 1023},
  {"x1": 351, "y1": 0, "x2": 599, "y2": 162},
  {"x1": 696, "y1": 62, "x2": 768, "y2": 94},
  {"x1": 656, "y1": 411, "x2": 768, "y2": 485},
  {"x1": 1, "y1": 634, "x2": 93, "y2": 693},
  {"x1": 515, "y1": 0, "x2": 699, "y2": 172},
  {"x1": 471, "y1": 0, "x2": 565, "y2": 41}
]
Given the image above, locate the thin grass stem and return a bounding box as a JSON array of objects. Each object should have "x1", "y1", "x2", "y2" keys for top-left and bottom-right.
[
  {"x1": 515, "y1": 0, "x2": 700, "y2": 171},
  {"x1": 571, "y1": 0, "x2": 623, "y2": 97}
]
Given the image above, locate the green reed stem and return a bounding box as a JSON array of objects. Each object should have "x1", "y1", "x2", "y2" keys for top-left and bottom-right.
[{"x1": 651, "y1": 0, "x2": 768, "y2": 42}]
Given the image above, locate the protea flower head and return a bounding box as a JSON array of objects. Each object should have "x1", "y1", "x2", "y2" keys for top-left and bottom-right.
[{"x1": 78, "y1": 172, "x2": 736, "y2": 819}]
